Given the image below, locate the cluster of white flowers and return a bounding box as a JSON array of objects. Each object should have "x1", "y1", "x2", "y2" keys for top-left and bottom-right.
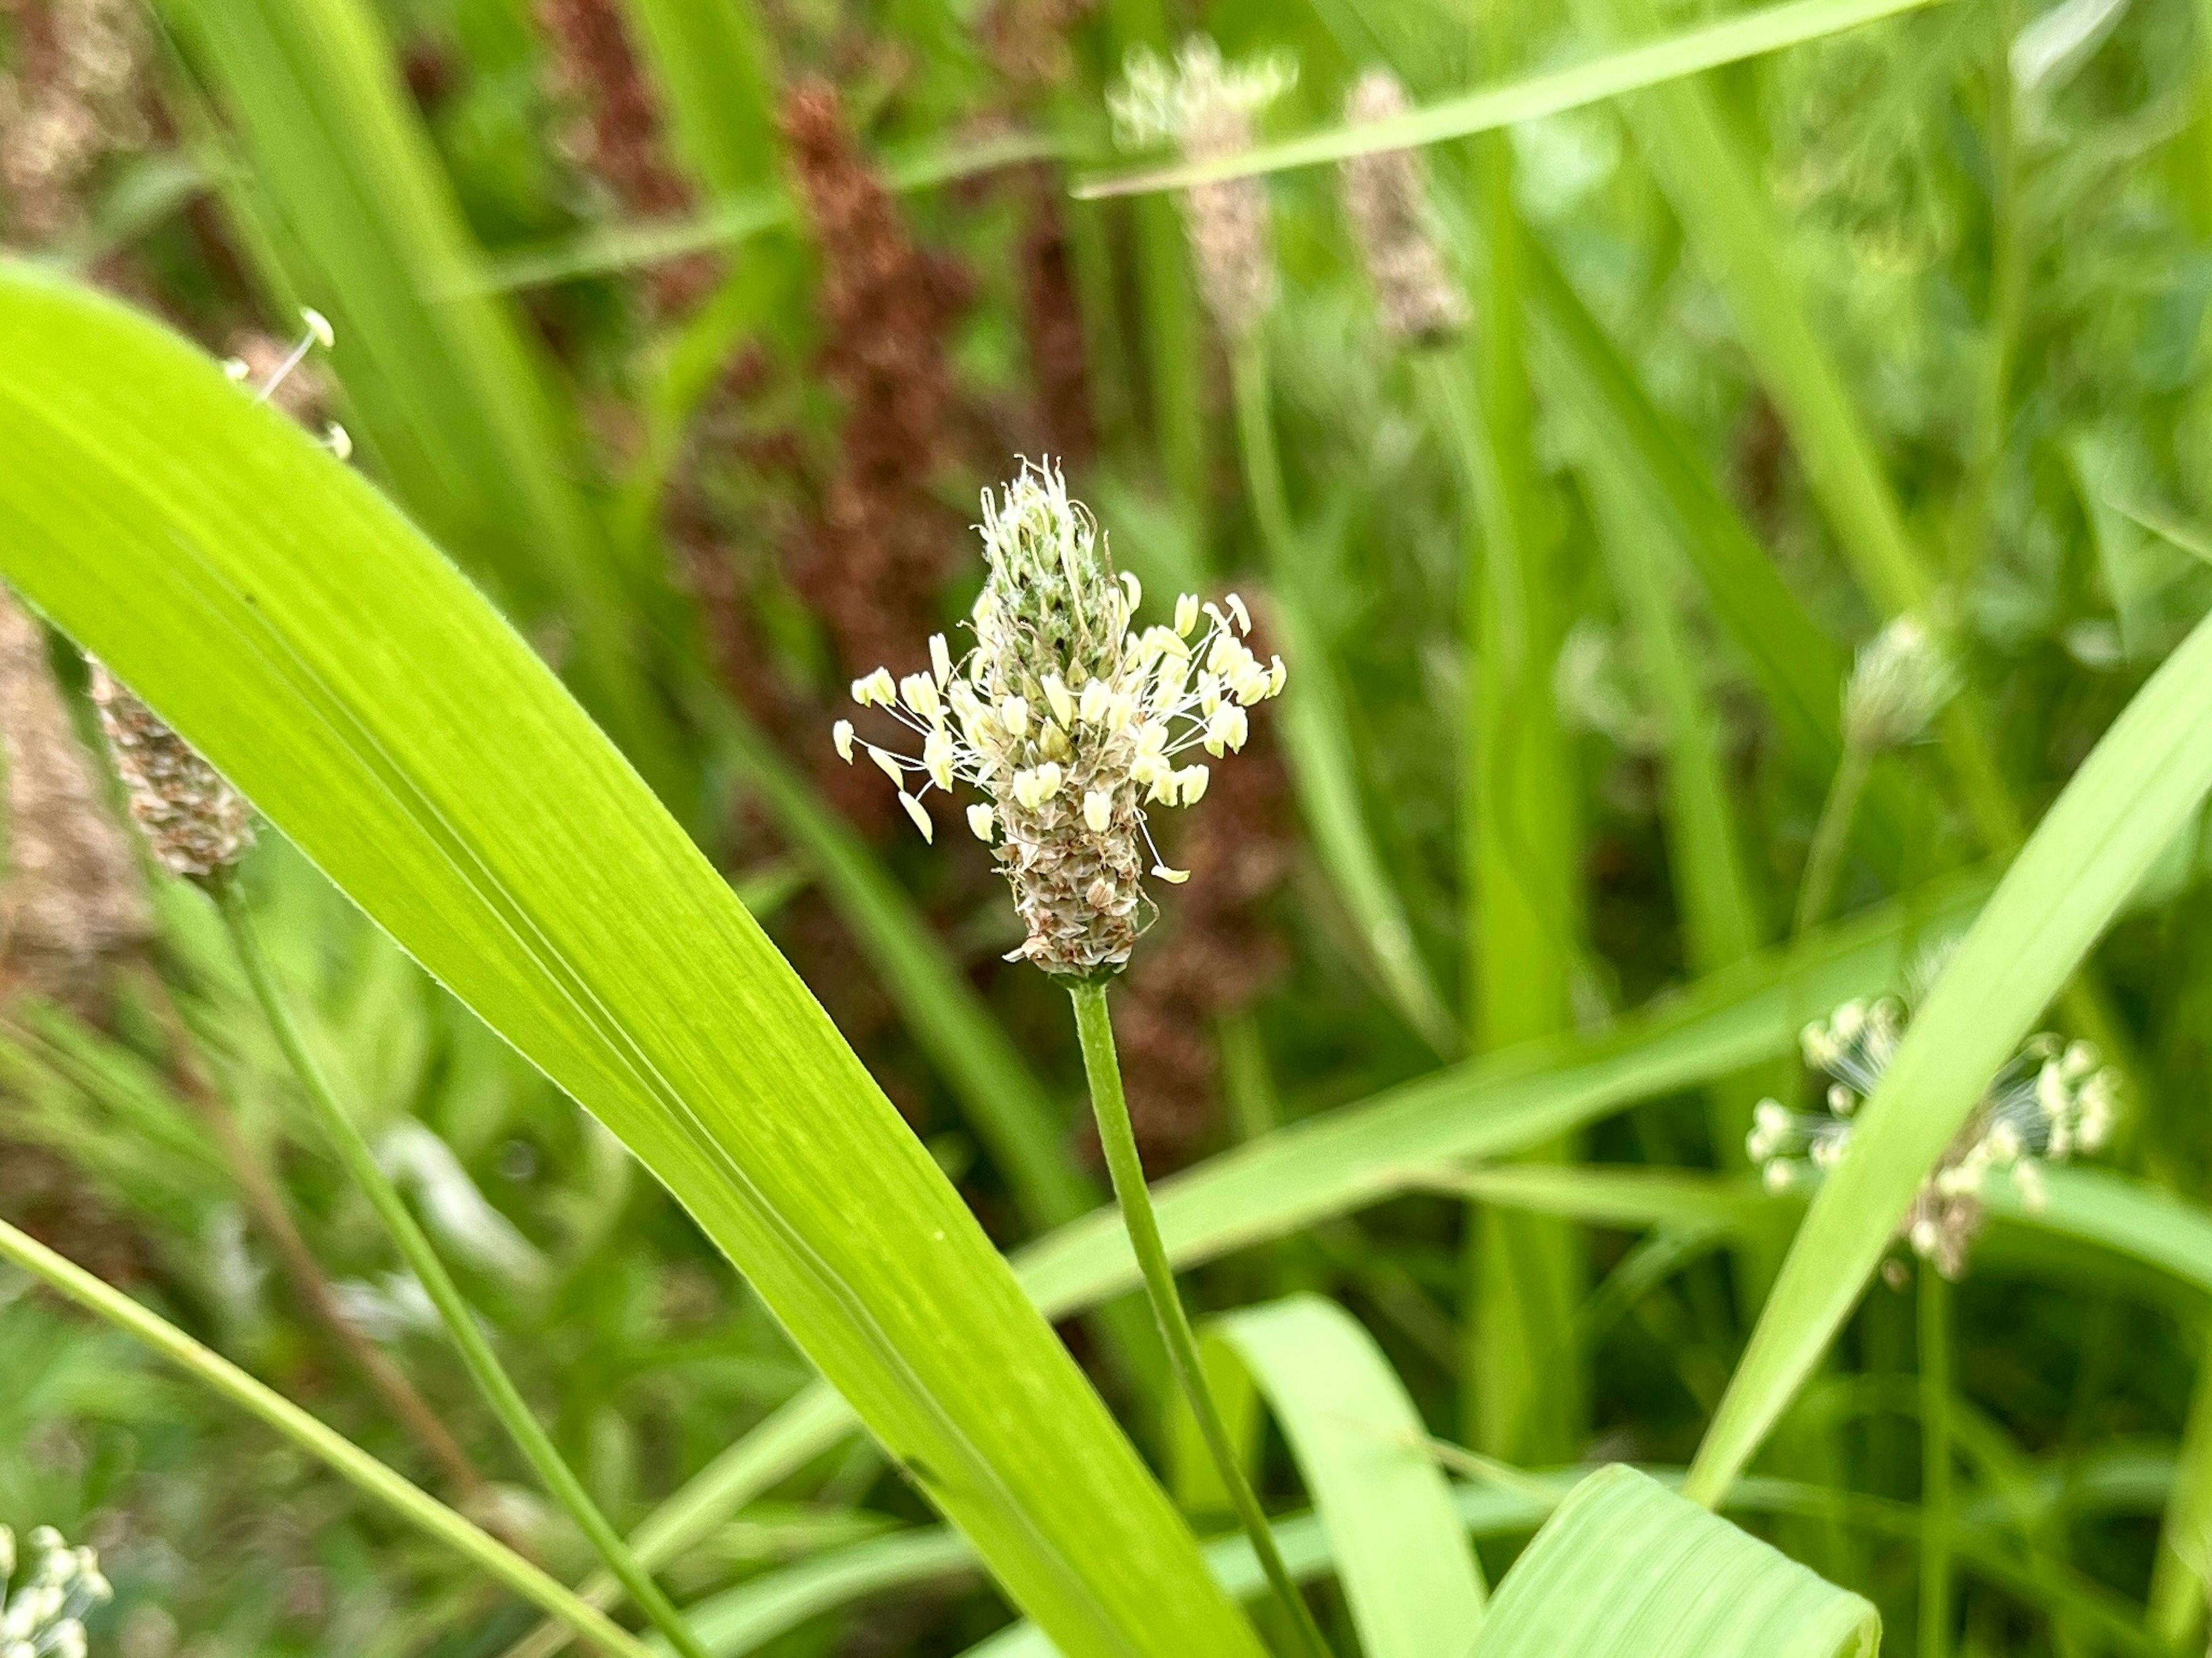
[
  {"x1": 0, "y1": 1525, "x2": 110, "y2": 1658},
  {"x1": 1106, "y1": 37, "x2": 1296, "y2": 150},
  {"x1": 835, "y1": 460, "x2": 1285, "y2": 975},
  {"x1": 1750, "y1": 996, "x2": 2119, "y2": 1278}
]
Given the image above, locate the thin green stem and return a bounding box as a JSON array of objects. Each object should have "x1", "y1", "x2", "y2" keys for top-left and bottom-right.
[
  {"x1": 214, "y1": 877, "x2": 713, "y2": 1658},
  {"x1": 0, "y1": 1213, "x2": 652, "y2": 1658},
  {"x1": 1069, "y1": 980, "x2": 1332, "y2": 1658},
  {"x1": 1949, "y1": 0, "x2": 2024, "y2": 590},
  {"x1": 1228, "y1": 342, "x2": 1457, "y2": 1056},
  {"x1": 1794, "y1": 743, "x2": 1873, "y2": 936},
  {"x1": 1919, "y1": 1266, "x2": 1952, "y2": 1658}
]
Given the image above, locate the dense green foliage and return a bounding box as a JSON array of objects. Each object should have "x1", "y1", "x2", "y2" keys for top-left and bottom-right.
[{"x1": 3, "y1": 0, "x2": 2212, "y2": 1650}]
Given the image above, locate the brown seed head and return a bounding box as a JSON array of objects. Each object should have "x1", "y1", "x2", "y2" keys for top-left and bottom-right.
[
  {"x1": 1339, "y1": 70, "x2": 1467, "y2": 347},
  {"x1": 89, "y1": 663, "x2": 254, "y2": 880}
]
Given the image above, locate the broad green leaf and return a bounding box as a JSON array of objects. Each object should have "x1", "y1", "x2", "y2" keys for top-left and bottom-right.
[
  {"x1": 1689, "y1": 604, "x2": 2212, "y2": 1504},
  {"x1": 0, "y1": 268, "x2": 1260, "y2": 1658},
  {"x1": 156, "y1": 0, "x2": 677, "y2": 795},
  {"x1": 1072, "y1": 0, "x2": 1942, "y2": 196},
  {"x1": 1471, "y1": 1466, "x2": 1877, "y2": 1657},
  {"x1": 1209, "y1": 1296, "x2": 1487, "y2": 1656}
]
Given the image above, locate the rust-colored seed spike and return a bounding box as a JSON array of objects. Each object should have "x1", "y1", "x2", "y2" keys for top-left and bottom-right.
[
  {"x1": 779, "y1": 76, "x2": 974, "y2": 683},
  {"x1": 0, "y1": 593, "x2": 149, "y2": 998},
  {"x1": 89, "y1": 662, "x2": 255, "y2": 881},
  {"x1": 534, "y1": 0, "x2": 719, "y2": 313}
]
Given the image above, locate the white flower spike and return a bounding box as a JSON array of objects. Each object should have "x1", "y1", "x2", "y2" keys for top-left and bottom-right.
[
  {"x1": 832, "y1": 457, "x2": 1286, "y2": 975},
  {"x1": 1747, "y1": 992, "x2": 2119, "y2": 1280}
]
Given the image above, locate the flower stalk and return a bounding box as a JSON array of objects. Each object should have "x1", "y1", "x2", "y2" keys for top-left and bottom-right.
[
  {"x1": 86, "y1": 634, "x2": 708, "y2": 1658},
  {"x1": 212, "y1": 874, "x2": 715, "y2": 1658},
  {"x1": 1070, "y1": 980, "x2": 1333, "y2": 1658}
]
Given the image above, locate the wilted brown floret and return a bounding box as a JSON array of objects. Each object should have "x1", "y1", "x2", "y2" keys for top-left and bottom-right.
[
  {"x1": 1016, "y1": 168, "x2": 1096, "y2": 466},
  {"x1": 535, "y1": 0, "x2": 721, "y2": 314},
  {"x1": 779, "y1": 76, "x2": 975, "y2": 683},
  {"x1": 0, "y1": 591, "x2": 149, "y2": 1003},
  {"x1": 1099, "y1": 721, "x2": 1292, "y2": 1169},
  {"x1": 0, "y1": 0, "x2": 149, "y2": 245}
]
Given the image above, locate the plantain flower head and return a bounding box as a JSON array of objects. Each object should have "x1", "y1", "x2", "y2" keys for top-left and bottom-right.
[
  {"x1": 0, "y1": 1523, "x2": 111, "y2": 1658},
  {"x1": 1109, "y1": 38, "x2": 1294, "y2": 342},
  {"x1": 90, "y1": 664, "x2": 255, "y2": 881},
  {"x1": 835, "y1": 459, "x2": 1285, "y2": 977},
  {"x1": 1749, "y1": 995, "x2": 2119, "y2": 1278},
  {"x1": 1338, "y1": 70, "x2": 1467, "y2": 347}
]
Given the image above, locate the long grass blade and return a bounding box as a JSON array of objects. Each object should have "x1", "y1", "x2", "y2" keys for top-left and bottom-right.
[
  {"x1": 0, "y1": 268, "x2": 1262, "y2": 1658},
  {"x1": 1073, "y1": 0, "x2": 1946, "y2": 196},
  {"x1": 1688, "y1": 604, "x2": 2212, "y2": 1505}
]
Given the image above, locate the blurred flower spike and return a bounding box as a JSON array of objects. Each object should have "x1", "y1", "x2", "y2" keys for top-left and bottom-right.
[
  {"x1": 1842, "y1": 612, "x2": 1959, "y2": 753},
  {"x1": 223, "y1": 305, "x2": 351, "y2": 461},
  {"x1": 1106, "y1": 37, "x2": 1296, "y2": 151},
  {"x1": 835, "y1": 458, "x2": 1286, "y2": 978},
  {"x1": 0, "y1": 1523, "x2": 112, "y2": 1658},
  {"x1": 1749, "y1": 996, "x2": 2120, "y2": 1278},
  {"x1": 1108, "y1": 37, "x2": 1292, "y2": 340}
]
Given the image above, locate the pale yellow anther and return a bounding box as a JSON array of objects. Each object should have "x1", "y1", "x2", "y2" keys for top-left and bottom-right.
[
  {"x1": 900, "y1": 672, "x2": 941, "y2": 721},
  {"x1": 1041, "y1": 674, "x2": 1075, "y2": 727},
  {"x1": 1176, "y1": 764, "x2": 1210, "y2": 805},
  {"x1": 1268, "y1": 655, "x2": 1288, "y2": 695},
  {"x1": 1078, "y1": 678, "x2": 1111, "y2": 724},
  {"x1": 923, "y1": 728, "x2": 956, "y2": 790},
  {"x1": 1083, "y1": 788, "x2": 1114, "y2": 833},
  {"x1": 899, "y1": 792, "x2": 934, "y2": 843},
  {"x1": 1152, "y1": 863, "x2": 1191, "y2": 885},
  {"x1": 302, "y1": 307, "x2": 336, "y2": 350},
  {"x1": 967, "y1": 803, "x2": 997, "y2": 841},
  {"x1": 1001, "y1": 695, "x2": 1030, "y2": 740},
  {"x1": 1175, "y1": 593, "x2": 1201, "y2": 636},
  {"x1": 1226, "y1": 592, "x2": 1252, "y2": 634},
  {"x1": 1121, "y1": 571, "x2": 1142, "y2": 612},
  {"x1": 853, "y1": 668, "x2": 897, "y2": 708},
  {"x1": 930, "y1": 633, "x2": 955, "y2": 686},
  {"x1": 832, "y1": 719, "x2": 857, "y2": 762},
  {"x1": 1203, "y1": 704, "x2": 1248, "y2": 756},
  {"x1": 1199, "y1": 670, "x2": 1222, "y2": 716},
  {"x1": 868, "y1": 745, "x2": 906, "y2": 785}
]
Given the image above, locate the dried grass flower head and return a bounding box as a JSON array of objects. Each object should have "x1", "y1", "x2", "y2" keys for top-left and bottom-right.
[
  {"x1": 834, "y1": 458, "x2": 1286, "y2": 977},
  {"x1": 1338, "y1": 70, "x2": 1467, "y2": 347},
  {"x1": 1109, "y1": 37, "x2": 1294, "y2": 342},
  {"x1": 0, "y1": 1522, "x2": 111, "y2": 1658},
  {"x1": 1749, "y1": 993, "x2": 2119, "y2": 1279}
]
